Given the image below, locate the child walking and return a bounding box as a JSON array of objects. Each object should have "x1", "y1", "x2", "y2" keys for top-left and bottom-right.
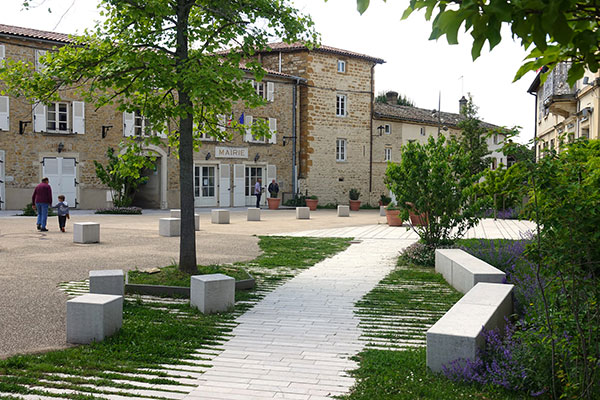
[{"x1": 54, "y1": 195, "x2": 70, "y2": 232}]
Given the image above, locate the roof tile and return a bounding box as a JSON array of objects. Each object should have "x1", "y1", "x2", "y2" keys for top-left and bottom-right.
[{"x1": 0, "y1": 24, "x2": 73, "y2": 44}]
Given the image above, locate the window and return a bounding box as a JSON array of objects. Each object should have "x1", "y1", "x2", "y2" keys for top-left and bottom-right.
[
  {"x1": 336, "y1": 94, "x2": 347, "y2": 117},
  {"x1": 420, "y1": 127, "x2": 426, "y2": 136},
  {"x1": 253, "y1": 81, "x2": 265, "y2": 98},
  {"x1": 251, "y1": 80, "x2": 275, "y2": 101},
  {"x1": 47, "y1": 102, "x2": 69, "y2": 133},
  {"x1": 550, "y1": 138, "x2": 555, "y2": 150},
  {"x1": 123, "y1": 111, "x2": 164, "y2": 137},
  {"x1": 133, "y1": 110, "x2": 150, "y2": 137},
  {"x1": 384, "y1": 147, "x2": 392, "y2": 161},
  {"x1": 384, "y1": 124, "x2": 391, "y2": 134},
  {"x1": 336, "y1": 138, "x2": 347, "y2": 161},
  {"x1": 337, "y1": 60, "x2": 346, "y2": 73},
  {"x1": 35, "y1": 49, "x2": 47, "y2": 71},
  {"x1": 245, "y1": 166, "x2": 263, "y2": 196}
]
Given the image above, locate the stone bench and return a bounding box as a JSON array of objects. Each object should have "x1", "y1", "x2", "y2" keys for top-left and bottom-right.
[
  {"x1": 337, "y1": 205, "x2": 350, "y2": 217},
  {"x1": 435, "y1": 249, "x2": 506, "y2": 294},
  {"x1": 159, "y1": 217, "x2": 180, "y2": 237},
  {"x1": 211, "y1": 209, "x2": 230, "y2": 224},
  {"x1": 190, "y1": 273, "x2": 235, "y2": 314},
  {"x1": 426, "y1": 282, "x2": 513, "y2": 373},
  {"x1": 171, "y1": 210, "x2": 200, "y2": 231},
  {"x1": 73, "y1": 222, "x2": 100, "y2": 244},
  {"x1": 296, "y1": 207, "x2": 310, "y2": 219},
  {"x1": 90, "y1": 269, "x2": 124, "y2": 296},
  {"x1": 67, "y1": 293, "x2": 123, "y2": 344},
  {"x1": 247, "y1": 207, "x2": 261, "y2": 221}
]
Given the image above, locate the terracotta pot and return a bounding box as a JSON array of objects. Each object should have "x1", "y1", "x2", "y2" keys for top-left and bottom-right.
[
  {"x1": 349, "y1": 200, "x2": 361, "y2": 211},
  {"x1": 409, "y1": 211, "x2": 428, "y2": 226},
  {"x1": 305, "y1": 198, "x2": 318, "y2": 211},
  {"x1": 385, "y1": 209, "x2": 403, "y2": 226},
  {"x1": 267, "y1": 197, "x2": 281, "y2": 210}
]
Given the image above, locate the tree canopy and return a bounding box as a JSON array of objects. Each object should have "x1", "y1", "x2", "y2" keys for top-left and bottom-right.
[{"x1": 356, "y1": 0, "x2": 600, "y2": 85}]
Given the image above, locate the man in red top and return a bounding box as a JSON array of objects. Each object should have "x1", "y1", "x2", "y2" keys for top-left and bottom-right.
[{"x1": 32, "y1": 177, "x2": 52, "y2": 231}]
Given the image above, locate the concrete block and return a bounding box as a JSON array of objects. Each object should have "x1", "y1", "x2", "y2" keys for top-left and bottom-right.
[
  {"x1": 195, "y1": 214, "x2": 200, "y2": 231},
  {"x1": 190, "y1": 273, "x2": 235, "y2": 314},
  {"x1": 159, "y1": 217, "x2": 180, "y2": 237},
  {"x1": 211, "y1": 209, "x2": 230, "y2": 224},
  {"x1": 89, "y1": 269, "x2": 124, "y2": 296},
  {"x1": 380, "y1": 205, "x2": 386, "y2": 216},
  {"x1": 296, "y1": 207, "x2": 310, "y2": 219},
  {"x1": 73, "y1": 222, "x2": 100, "y2": 244},
  {"x1": 247, "y1": 207, "x2": 261, "y2": 221},
  {"x1": 435, "y1": 249, "x2": 506, "y2": 294},
  {"x1": 426, "y1": 283, "x2": 513, "y2": 372},
  {"x1": 337, "y1": 205, "x2": 350, "y2": 217},
  {"x1": 67, "y1": 294, "x2": 123, "y2": 344},
  {"x1": 170, "y1": 209, "x2": 181, "y2": 218}
]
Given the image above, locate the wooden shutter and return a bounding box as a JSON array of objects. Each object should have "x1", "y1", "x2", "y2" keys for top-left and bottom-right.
[
  {"x1": 244, "y1": 115, "x2": 253, "y2": 142},
  {"x1": 32, "y1": 102, "x2": 46, "y2": 132},
  {"x1": 267, "y1": 82, "x2": 275, "y2": 102},
  {"x1": 0, "y1": 45, "x2": 5, "y2": 65},
  {"x1": 72, "y1": 101, "x2": 85, "y2": 134},
  {"x1": 123, "y1": 112, "x2": 135, "y2": 137},
  {"x1": 268, "y1": 118, "x2": 277, "y2": 144},
  {"x1": 0, "y1": 96, "x2": 9, "y2": 131},
  {"x1": 35, "y1": 49, "x2": 47, "y2": 72},
  {"x1": 218, "y1": 114, "x2": 226, "y2": 133}
]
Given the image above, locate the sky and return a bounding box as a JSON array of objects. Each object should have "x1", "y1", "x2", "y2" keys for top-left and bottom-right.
[{"x1": 3, "y1": 0, "x2": 536, "y2": 143}]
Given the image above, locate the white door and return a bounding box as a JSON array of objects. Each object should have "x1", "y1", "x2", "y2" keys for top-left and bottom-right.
[
  {"x1": 267, "y1": 164, "x2": 277, "y2": 196},
  {"x1": 194, "y1": 165, "x2": 217, "y2": 207},
  {"x1": 219, "y1": 164, "x2": 230, "y2": 207},
  {"x1": 43, "y1": 157, "x2": 77, "y2": 207},
  {"x1": 0, "y1": 150, "x2": 5, "y2": 210},
  {"x1": 245, "y1": 166, "x2": 265, "y2": 206},
  {"x1": 233, "y1": 164, "x2": 245, "y2": 207}
]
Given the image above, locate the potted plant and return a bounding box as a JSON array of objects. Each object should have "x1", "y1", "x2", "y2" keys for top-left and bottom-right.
[
  {"x1": 405, "y1": 202, "x2": 428, "y2": 226},
  {"x1": 349, "y1": 188, "x2": 361, "y2": 211},
  {"x1": 305, "y1": 195, "x2": 318, "y2": 211},
  {"x1": 385, "y1": 203, "x2": 403, "y2": 226},
  {"x1": 379, "y1": 194, "x2": 391, "y2": 206},
  {"x1": 267, "y1": 196, "x2": 281, "y2": 210}
]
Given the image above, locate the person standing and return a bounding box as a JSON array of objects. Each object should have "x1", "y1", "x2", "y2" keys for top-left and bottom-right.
[
  {"x1": 254, "y1": 178, "x2": 262, "y2": 208},
  {"x1": 53, "y1": 195, "x2": 70, "y2": 232},
  {"x1": 268, "y1": 179, "x2": 279, "y2": 198},
  {"x1": 32, "y1": 177, "x2": 52, "y2": 231}
]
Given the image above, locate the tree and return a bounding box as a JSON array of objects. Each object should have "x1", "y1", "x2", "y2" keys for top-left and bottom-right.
[
  {"x1": 94, "y1": 144, "x2": 157, "y2": 207},
  {"x1": 375, "y1": 90, "x2": 415, "y2": 106},
  {"x1": 457, "y1": 95, "x2": 490, "y2": 176},
  {"x1": 4, "y1": 0, "x2": 316, "y2": 273},
  {"x1": 356, "y1": 0, "x2": 600, "y2": 84},
  {"x1": 385, "y1": 135, "x2": 487, "y2": 248}
]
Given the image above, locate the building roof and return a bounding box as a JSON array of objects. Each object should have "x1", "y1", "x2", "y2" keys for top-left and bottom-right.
[
  {"x1": 373, "y1": 102, "x2": 497, "y2": 130},
  {"x1": 260, "y1": 42, "x2": 385, "y2": 64},
  {"x1": 0, "y1": 24, "x2": 73, "y2": 44}
]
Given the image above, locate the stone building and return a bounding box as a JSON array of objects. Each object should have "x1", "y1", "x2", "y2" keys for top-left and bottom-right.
[{"x1": 527, "y1": 62, "x2": 599, "y2": 159}]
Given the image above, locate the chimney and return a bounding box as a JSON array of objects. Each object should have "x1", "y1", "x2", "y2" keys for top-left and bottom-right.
[
  {"x1": 386, "y1": 91, "x2": 398, "y2": 104},
  {"x1": 459, "y1": 96, "x2": 468, "y2": 115}
]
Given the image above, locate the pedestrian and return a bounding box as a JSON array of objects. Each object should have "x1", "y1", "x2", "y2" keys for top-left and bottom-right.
[
  {"x1": 268, "y1": 179, "x2": 279, "y2": 198},
  {"x1": 53, "y1": 195, "x2": 70, "y2": 232},
  {"x1": 254, "y1": 178, "x2": 262, "y2": 208},
  {"x1": 32, "y1": 177, "x2": 52, "y2": 232}
]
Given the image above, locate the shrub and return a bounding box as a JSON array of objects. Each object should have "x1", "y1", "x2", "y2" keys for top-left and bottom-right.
[
  {"x1": 379, "y1": 194, "x2": 392, "y2": 205},
  {"x1": 283, "y1": 195, "x2": 306, "y2": 206},
  {"x1": 20, "y1": 203, "x2": 56, "y2": 217},
  {"x1": 349, "y1": 188, "x2": 360, "y2": 200},
  {"x1": 95, "y1": 207, "x2": 142, "y2": 215},
  {"x1": 399, "y1": 241, "x2": 436, "y2": 267}
]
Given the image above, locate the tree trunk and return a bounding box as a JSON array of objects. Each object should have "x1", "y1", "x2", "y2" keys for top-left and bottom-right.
[{"x1": 176, "y1": 1, "x2": 197, "y2": 273}]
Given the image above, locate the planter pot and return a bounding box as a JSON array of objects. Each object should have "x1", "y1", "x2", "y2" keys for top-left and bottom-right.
[
  {"x1": 378, "y1": 201, "x2": 391, "y2": 207},
  {"x1": 305, "y1": 199, "x2": 318, "y2": 211},
  {"x1": 267, "y1": 197, "x2": 281, "y2": 210},
  {"x1": 409, "y1": 211, "x2": 429, "y2": 226},
  {"x1": 349, "y1": 200, "x2": 361, "y2": 211},
  {"x1": 385, "y1": 209, "x2": 403, "y2": 226}
]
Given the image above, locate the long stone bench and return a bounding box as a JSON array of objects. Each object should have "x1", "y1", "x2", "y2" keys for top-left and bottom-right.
[
  {"x1": 67, "y1": 293, "x2": 123, "y2": 344},
  {"x1": 426, "y1": 282, "x2": 513, "y2": 372},
  {"x1": 435, "y1": 249, "x2": 506, "y2": 294}
]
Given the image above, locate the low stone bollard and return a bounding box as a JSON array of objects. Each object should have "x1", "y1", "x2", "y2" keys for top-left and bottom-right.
[
  {"x1": 296, "y1": 207, "x2": 310, "y2": 219},
  {"x1": 67, "y1": 293, "x2": 123, "y2": 344},
  {"x1": 380, "y1": 205, "x2": 386, "y2": 216},
  {"x1": 89, "y1": 269, "x2": 124, "y2": 296},
  {"x1": 73, "y1": 222, "x2": 100, "y2": 244},
  {"x1": 170, "y1": 209, "x2": 181, "y2": 218},
  {"x1": 195, "y1": 214, "x2": 200, "y2": 231},
  {"x1": 247, "y1": 207, "x2": 261, "y2": 221},
  {"x1": 159, "y1": 217, "x2": 180, "y2": 237},
  {"x1": 190, "y1": 273, "x2": 235, "y2": 314},
  {"x1": 426, "y1": 282, "x2": 513, "y2": 372},
  {"x1": 337, "y1": 205, "x2": 350, "y2": 217},
  {"x1": 211, "y1": 209, "x2": 230, "y2": 224}
]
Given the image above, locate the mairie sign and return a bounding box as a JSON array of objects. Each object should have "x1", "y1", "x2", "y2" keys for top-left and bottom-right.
[{"x1": 215, "y1": 146, "x2": 248, "y2": 159}]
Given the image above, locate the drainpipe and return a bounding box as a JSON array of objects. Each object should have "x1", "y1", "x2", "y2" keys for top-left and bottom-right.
[
  {"x1": 368, "y1": 64, "x2": 375, "y2": 195},
  {"x1": 529, "y1": 91, "x2": 538, "y2": 159},
  {"x1": 292, "y1": 78, "x2": 299, "y2": 196}
]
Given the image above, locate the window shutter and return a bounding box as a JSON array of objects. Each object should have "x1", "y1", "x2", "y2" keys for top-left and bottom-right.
[
  {"x1": 0, "y1": 45, "x2": 5, "y2": 66},
  {"x1": 268, "y1": 118, "x2": 277, "y2": 144},
  {"x1": 123, "y1": 112, "x2": 135, "y2": 137},
  {"x1": 72, "y1": 101, "x2": 85, "y2": 134},
  {"x1": 244, "y1": 115, "x2": 253, "y2": 142},
  {"x1": 35, "y1": 49, "x2": 47, "y2": 72},
  {"x1": 32, "y1": 102, "x2": 46, "y2": 132},
  {"x1": 0, "y1": 96, "x2": 9, "y2": 131},
  {"x1": 217, "y1": 114, "x2": 226, "y2": 133},
  {"x1": 267, "y1": 82, "x2": 275, "y2": 102}
]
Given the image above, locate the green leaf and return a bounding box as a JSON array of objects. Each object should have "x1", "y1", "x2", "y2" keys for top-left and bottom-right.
[{"x1": 357, "y1": 0, "x2": 370, "y2": 15}]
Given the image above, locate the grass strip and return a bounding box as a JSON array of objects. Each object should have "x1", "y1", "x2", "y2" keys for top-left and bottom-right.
[{"x1": 128, "y1": 264, "x2": 251, "y2": 287}]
